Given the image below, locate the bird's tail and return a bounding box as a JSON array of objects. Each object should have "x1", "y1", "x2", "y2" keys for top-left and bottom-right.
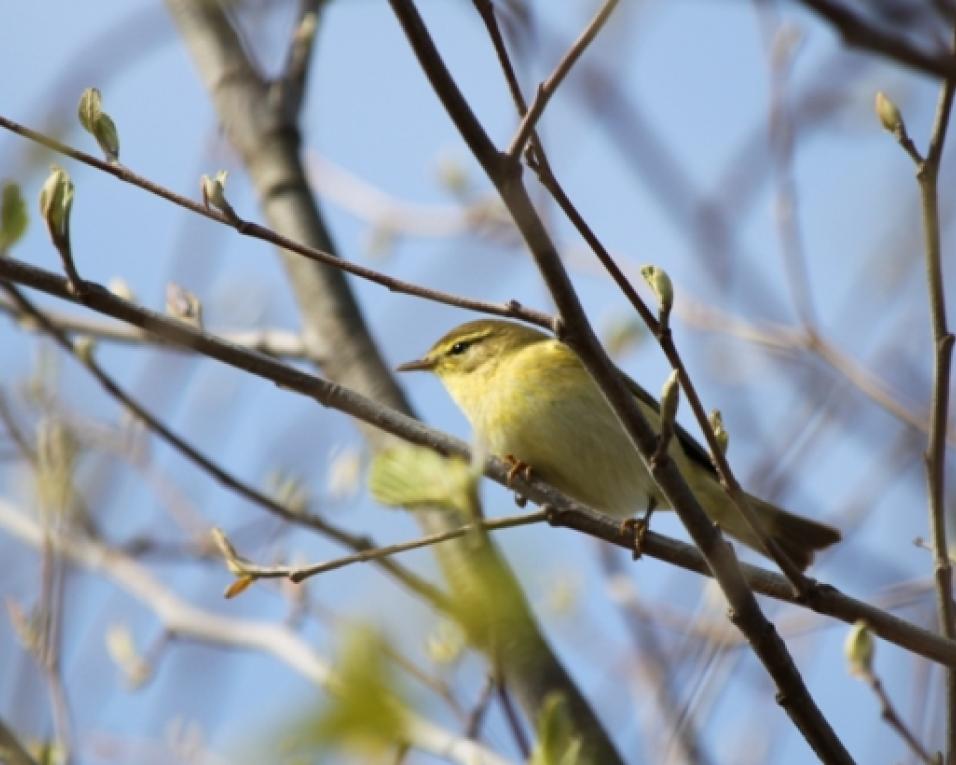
[{"x1": 738, "y1": 493, "x2": 841, "y2": 572}]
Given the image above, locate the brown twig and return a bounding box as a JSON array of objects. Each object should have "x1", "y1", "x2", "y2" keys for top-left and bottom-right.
[
  {"x1": 0, "y1": 113, "x2": 553, "y2": 332},
  {"x1": 859, "y1": 667, "x2": 939, "y2": 765},
  {"x1": 915, "y1": 36, "x2": 956, "y2": 761},
  {"x1": 494, "y1": 664, "x2": 530, "y2": 759},
  {"x1": 505, "y1": 0, "x2": 619, "y2": 161},
  {"x1": 216, "y1": 510, "x2": 547, "y2": 584},
  {"x1": 272, "y1": 0, "x2": 323, "y2": 118}
]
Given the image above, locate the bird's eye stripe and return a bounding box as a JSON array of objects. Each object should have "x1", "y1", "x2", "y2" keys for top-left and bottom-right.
[{"x1": 450, "y1": 341, "x2": 469, "y2": 355}]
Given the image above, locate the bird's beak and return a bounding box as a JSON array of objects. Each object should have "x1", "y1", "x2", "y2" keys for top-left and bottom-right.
[{"x1": 395, "y1": 357, "x2": 435, "y2": 373}]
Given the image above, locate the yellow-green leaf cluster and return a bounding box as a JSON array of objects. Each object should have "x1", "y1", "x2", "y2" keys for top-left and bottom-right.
[{"x1": 369, "y1": 445, "x2": 477, "y2": 516}]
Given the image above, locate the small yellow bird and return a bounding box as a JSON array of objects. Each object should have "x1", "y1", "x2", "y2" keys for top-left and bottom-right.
[{"x1": 397, "y1": 319, "x2": 840, "y2": 571}]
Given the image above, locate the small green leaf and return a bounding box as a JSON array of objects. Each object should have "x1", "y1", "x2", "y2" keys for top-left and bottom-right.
[
  {"x1": 0, "y1": 182, "x2": 28, "y2": 252},
  {"x1": 640, "y1": 264, "x2": 674, "y2": 325},
  {"x1": 38, "y1": 165, "x2": 73, "y2": 245},
  {"x1": 78, "y1": 87, "x2": 120, "y2": 160},
  {"x1": 94, "y1": 113, "x2": 120, "y2": 161},
  {"x1": 78, "y1": 87, "x2": 103, "y2": 133}
]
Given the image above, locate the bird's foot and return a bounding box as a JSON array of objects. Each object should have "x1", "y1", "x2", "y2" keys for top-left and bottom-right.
[
  {"x1": 504, "y1": 454, "x2": 532, "y2": 507},
  {"x1": 622, "y1": 499, "x2": 657, "y2": 560}
]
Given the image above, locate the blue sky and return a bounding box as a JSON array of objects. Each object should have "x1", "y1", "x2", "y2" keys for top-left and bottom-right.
[{"x1": 1, "y1": 1, "x2": 954, "y2": 763}]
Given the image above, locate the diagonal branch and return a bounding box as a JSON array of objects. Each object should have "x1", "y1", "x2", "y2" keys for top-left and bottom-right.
[
  {"x1": 272, "y1": 0, "x2": 324, "y2": 118},
  {"x1": 795, "y1": 0, "x2": 956, "y2": 80},
  {"x1": 2, "y1": 258, "x2": 955, "y2": 669},
  {"x1": 505, "y1": 0, "x2": 619, "y2": 161}
]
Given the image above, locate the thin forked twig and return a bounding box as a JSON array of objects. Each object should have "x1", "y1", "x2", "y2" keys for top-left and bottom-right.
[
  {"x1": 505, "y1": 0, "x2": 619, "y2": 161},
  {"x1": 859, "y1": 667, "x2": 939, "y2": 765},
  {"x1": 217, "y1": 510, "x2": 547, "y2": 584}
]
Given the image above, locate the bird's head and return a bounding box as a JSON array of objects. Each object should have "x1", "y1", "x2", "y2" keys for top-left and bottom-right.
[{"x1": 396, "y1": 319, "x2": 548, "y2": 393}]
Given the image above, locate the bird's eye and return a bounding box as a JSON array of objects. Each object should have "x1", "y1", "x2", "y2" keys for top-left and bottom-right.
[{"x1": 450, "y1": 341, "x2": 469, "y2": 355}]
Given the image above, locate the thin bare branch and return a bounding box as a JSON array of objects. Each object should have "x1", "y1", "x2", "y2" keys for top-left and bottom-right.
[
  {"x1": 796, "y1": 0, "x2": 956, "y2": 80},
  {"x1": 0, "y1": 296, "x2": 313, "y2": 360},
  {"x1": 913, "y1": 27, "x2": 956, "y2": 758},
  {"x1": 0, "y1": 114, "x2": 553, "y2": 332},
  {"x1": 505, "y1": 0, "x2": 619, "y2": 161},
  {"x1": 217, "y1": 510, "x2": 547, "y2": 584},
  {"x1": 272, "y1": 0, "x2": 323, "y2": 118},
  {"x1": 859, "y1": 668, "x2": 939, "y2": 765}
]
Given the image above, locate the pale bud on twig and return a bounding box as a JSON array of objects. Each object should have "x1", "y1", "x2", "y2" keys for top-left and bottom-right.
[
  {"x1": 74, "y1": 335, "x2": 96, "y2": 365},
  {"x1": 709, "y1": 409, "x2": 729, "y2": 454},
  {"x1": 78, "y1": 87, "x2": 120, "y2": 162},
  {"x1": 294, "y1": 10, "x2": 318, "y2": 45},
  {"x1": 165, "y1": 282, "x2": 203, "y2": 328},
  {"x1": 654, "y1": 370, "x2": 680, "y2": 462},
  {"x1": 39, "y1": 165, "x2": 74, "y2": 251},
  {"x1": 107, "y1": 277, "x2": 136, "y2": 303},
  {"x1": 200, "y1": 170, "x2": 237, "y2": 221},
  {"x1": 874, "y1": 91, "x2": 904, "y2": 135},
  {"x1": 640, "y1": 264, "x2": 674, "y2": 329},
  {"x1": 210, "y1": 528, "x2": 257, "y2": 598},
  {"x1": 105, "y1": 623, "x2": 151, "y2": 689},
  {"x1": 844, "y1": 619, "x2": 874, "y2": 678}
]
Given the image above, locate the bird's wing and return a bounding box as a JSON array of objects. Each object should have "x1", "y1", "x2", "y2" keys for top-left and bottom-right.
[{"x1": 618, "y1": 367, "x2": 719, "y2": 477}]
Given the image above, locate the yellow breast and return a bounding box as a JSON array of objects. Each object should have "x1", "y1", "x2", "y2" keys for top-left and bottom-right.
[{"x1": 443, "y1": 340, "x2": 657, "y2": 515}]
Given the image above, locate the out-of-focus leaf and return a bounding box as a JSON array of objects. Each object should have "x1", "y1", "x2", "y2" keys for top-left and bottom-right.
[
  {"x1": 0, "y1": 182, "x2": 27, "y2": 252},
  {"x1": 283, "y1": 627, "x2": 407, "y2": 758},
  {"x1": 530, "y1": 693, "x2": 584, "y2": 765},
  {"x1": 368, "y1": 445, "x2": 476, "y2": 514}
]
